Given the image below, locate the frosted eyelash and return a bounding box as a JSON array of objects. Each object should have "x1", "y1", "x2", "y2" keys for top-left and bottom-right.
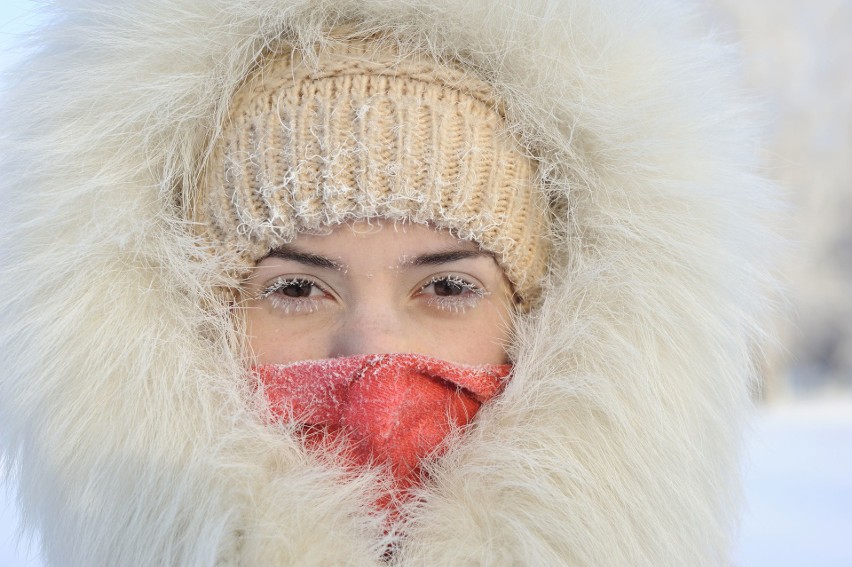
[
  {"x1": 423, "y1": 275, "x2": 486, "y2": 296},
  {"x1": 421, "y1": 275, "x2": 488, "y2": 314},
  {"x1": 259, "y1": 278, "x2": 325, "y2": 315}
]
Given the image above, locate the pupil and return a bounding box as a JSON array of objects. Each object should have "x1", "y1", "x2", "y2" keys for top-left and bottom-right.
[
  {"x1": 282, "y1": 281, "x2": 311, "y2": 298},
  {"x1": 435, "y1": 279, "x2": 463, "y2": 296}
]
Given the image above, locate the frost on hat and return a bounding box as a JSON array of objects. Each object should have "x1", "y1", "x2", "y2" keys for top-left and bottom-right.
[{"x1": 196, "y1": 34, "x2": 550, "y2": 304}]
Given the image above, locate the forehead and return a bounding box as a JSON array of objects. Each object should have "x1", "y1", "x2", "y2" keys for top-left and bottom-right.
[{"x1": 289, "y1": 220, "x2": 480, "y2": 252}]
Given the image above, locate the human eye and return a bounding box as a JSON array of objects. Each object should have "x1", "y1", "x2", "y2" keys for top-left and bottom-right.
[
  {"x1": 258, "y1": 276, "x2": 331, "y2": 314},
  {"x1": 416, "y1": 274, "x2": 488, "y2": 313}
]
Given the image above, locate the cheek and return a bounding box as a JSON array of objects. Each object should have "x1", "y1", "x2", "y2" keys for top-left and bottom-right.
[
  {"x1": 242, "y1": 301, "x2": 330, "y2": 365},
  {"x1": 472, "y1": 302, "x2": 513, "y2": 364},
  {"x1": 415, "y1": 298, "x2": 513, "y2": 365},
  {"x1": 241, "y1": 291, "x2": 514, "y2": 366}
]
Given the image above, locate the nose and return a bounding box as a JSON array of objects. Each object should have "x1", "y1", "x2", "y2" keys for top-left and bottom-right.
[{"x1": 329, "y1": 302, "x2": 412, "y2": 358}]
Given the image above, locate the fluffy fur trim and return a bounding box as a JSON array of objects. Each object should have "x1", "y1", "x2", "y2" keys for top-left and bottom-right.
[{"x1": 0, "y1": 0, "x2": 780, "y2": 565}]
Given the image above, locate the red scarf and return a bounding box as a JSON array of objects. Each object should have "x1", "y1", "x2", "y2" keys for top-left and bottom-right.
[{"x1": 254, "y1": 354, "x2": 511, "y2": 494}]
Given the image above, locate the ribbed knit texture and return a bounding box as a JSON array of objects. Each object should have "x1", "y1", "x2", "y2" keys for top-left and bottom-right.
[{"x1": 198, "y1": 37, "x2": 549, "y2": 302}]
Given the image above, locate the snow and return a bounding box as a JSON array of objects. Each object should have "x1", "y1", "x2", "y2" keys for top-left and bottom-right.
[
  {"x1": 3, "y1": 398, "x2": 851, "y2": 566},
  {"x1": 733, "y1": 397, "x2": 852, "y2": 566},
  {"x1": 0, "y1": 475, "x2": 39, "y2": 567}
]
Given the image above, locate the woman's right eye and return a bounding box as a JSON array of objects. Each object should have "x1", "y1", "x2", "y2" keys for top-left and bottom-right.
[
  {"x1": 258, "y1": 277, "x2": 330, "y2": 314},
  {"x1": 270, "y1": 279, "x2": 320, "y2": 298}
]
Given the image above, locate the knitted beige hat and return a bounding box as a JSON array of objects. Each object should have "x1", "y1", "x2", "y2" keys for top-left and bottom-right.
[{"x1": 197, "y1": 34, "x2": 549, "y2": 303}]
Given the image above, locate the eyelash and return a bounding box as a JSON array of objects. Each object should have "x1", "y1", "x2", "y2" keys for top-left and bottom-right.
[
  {"x1": 417, "y1": 275, "x2": 488, "y2": 314},
  {"x1": 258, "y1": 277, "x2": 329, "y2": 315},
  {"x1": 257, "y1": 274, "x2": 488, "y2": 315}
]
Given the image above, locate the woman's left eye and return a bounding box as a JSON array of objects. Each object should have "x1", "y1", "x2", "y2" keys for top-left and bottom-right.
[
  {"x1": 430, "y1": 277, "x2": 471, "y2": 296},
  {"x1": 417, "y1": 275, "x2": 487, "y2": 313}
]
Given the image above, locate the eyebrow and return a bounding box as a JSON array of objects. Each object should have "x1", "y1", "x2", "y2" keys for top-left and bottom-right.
[
  {"x1": 265, "y1": 247, "x2": 344, "y2": 270},
  {"x1": 264, "y1": 246, "x2": 494, "y2": 270},
  {"x1": 399, "y1": 250, "x2": 494, "y2": 267}
]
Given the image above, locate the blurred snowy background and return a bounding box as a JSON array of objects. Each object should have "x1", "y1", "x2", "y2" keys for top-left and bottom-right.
[{"x1": 2, "y1": 1, "x2": 850, "y2": 565}]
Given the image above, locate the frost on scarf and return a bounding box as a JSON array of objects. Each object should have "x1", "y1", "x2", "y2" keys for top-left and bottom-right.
[{"x1": 254, "y1": 354, "x2": 511, "y2": 494}]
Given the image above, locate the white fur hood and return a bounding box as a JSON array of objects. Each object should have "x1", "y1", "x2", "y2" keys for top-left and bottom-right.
[{"x1": 0, "y1": 0, "x2": 779, "y2": 565}]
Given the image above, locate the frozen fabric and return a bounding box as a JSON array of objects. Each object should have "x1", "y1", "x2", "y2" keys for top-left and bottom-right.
[{"x1": 255, "y1": 354, "x2": 511, "y2": 492}]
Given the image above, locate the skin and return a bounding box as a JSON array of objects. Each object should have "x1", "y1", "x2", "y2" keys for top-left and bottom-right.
[{"x1": 241, "y1": 220, "x2": 515, "y2": 366}]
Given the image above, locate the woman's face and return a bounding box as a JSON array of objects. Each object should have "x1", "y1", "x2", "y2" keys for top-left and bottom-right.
[{"x1": 242, "y1": 221, "x2": 514, "y2": 366}]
